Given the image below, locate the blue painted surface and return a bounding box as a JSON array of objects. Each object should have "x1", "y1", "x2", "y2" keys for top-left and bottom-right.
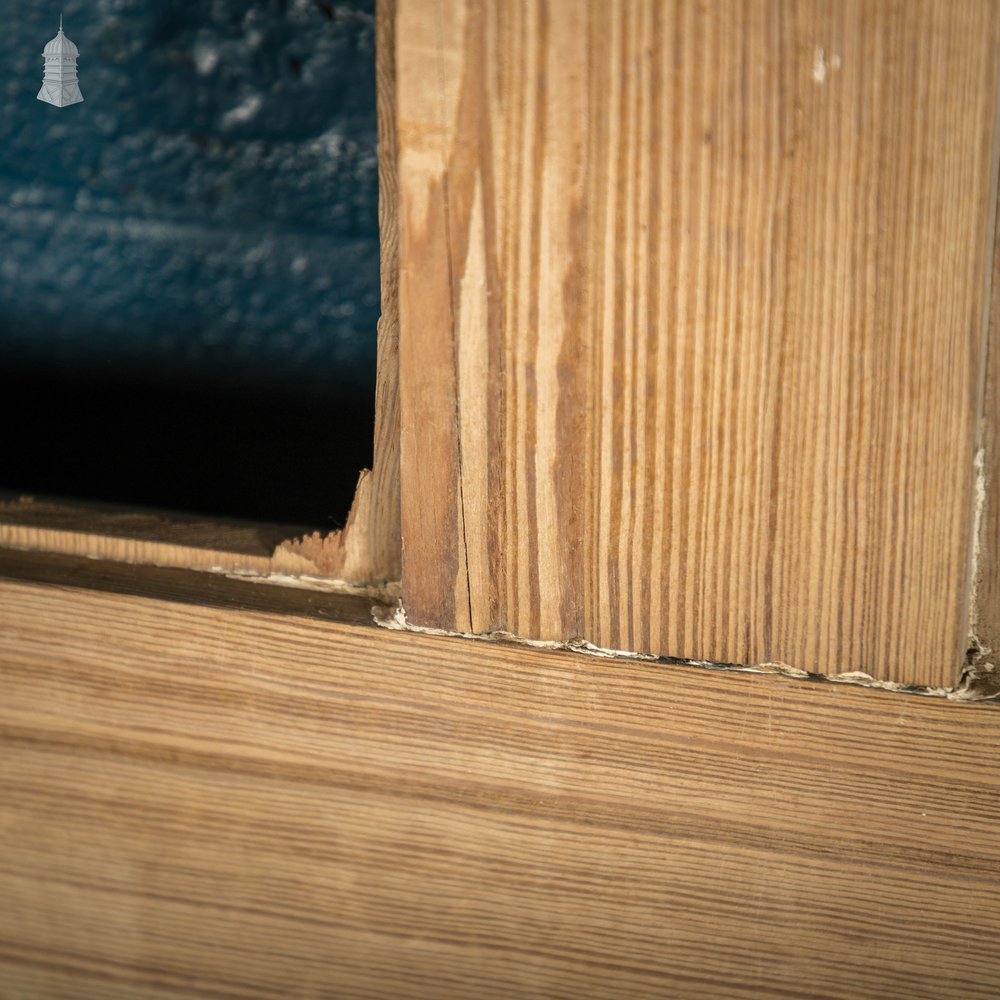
[
  {"x1": 0, "y1": 0, "x2": 379, "y2": 389},
  {"x1": 0, "y1": 1, "x2": 381, "y2": 525}
]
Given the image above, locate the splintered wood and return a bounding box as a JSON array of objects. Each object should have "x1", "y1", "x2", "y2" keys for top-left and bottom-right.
[{"x1": 396, "y1": 0, "x2": 1000, "y2": 686}]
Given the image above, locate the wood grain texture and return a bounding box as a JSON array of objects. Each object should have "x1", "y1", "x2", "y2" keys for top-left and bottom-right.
[
  {"x1": 395, "y1": 0, "x2": 1000, "y2": 686},
  {"x1": 370, "y1": 0, "x2": 402, "y2": 583},
  {"x1": 0, "y1": 496, "x2": 399, "y2": 592},
  {"x1": 396, "y1": 0, "x2": 473, "y2": 632},
  {"x1": 971, "y1": 137, "x2": 1000, "y2": 689},
  {"x1": 1, "y1": 558, "x2": 1000, "y2": 998},
  {"x1": 0, "y1": 496, "x2": 289, "y2": 577}
]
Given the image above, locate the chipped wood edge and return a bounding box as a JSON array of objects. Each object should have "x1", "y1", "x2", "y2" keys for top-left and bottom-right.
[{"x1": 272, "y1": 469, "x2": 398, "y2": 589}]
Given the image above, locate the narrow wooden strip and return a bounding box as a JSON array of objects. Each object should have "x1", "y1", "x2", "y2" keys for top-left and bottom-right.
[
  {"x1": 968, "y1": 119, "x2": 1000, "y2": 699},
  {"x1": 0, "y1": 495, "x2": 292, "y2": 555},
  {"x1": 368, "y1": 0, "x2": 403, "y2": 583},
  {"x1": 396, "y1": 0, "x2": 472, "y2": 630},
  {"x1": 0, "y1": 494, "x2": 397, "y2": 589},
  {"x1": 0, "y1": 496, "x2": 281, "y2": 575}
]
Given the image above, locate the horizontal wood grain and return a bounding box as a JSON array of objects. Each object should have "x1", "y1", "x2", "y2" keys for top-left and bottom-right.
[
  {"x1": 0, "y1": 495, "x2": 290, "y2": 574},
  {"x1": 1, "y1": 553, "x2": 999, "y2": 998},
  {"x1": 396, "y1": 0, "x2": 1000, "y2": 687},
  {"x1": 0, "y1": 495, "x2": 399, "y2": 593}
]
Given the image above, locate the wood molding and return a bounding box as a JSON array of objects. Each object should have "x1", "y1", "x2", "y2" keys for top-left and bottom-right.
[{"x1": 1, "y1": 554, "x2": 999, "y2": 998}]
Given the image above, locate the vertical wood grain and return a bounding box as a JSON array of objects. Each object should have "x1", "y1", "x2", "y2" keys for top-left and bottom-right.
[
  {"x1": 971, "y1": 123, "x2": 1000, "y2": 678},
  {"x1": 396, "y1": 0, "x2": 1000, "y2": 685},
  {"x1": 369, "y1": 0, "x2": 403, "y2": 582},
  {"x1": 396, "y1": 0, "x2": 471, "y2": 630}
]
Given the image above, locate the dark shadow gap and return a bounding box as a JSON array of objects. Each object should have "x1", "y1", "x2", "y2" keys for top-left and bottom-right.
[
  {"x1": 0, "y1": 0, "x2": 379, "y2": 531},
  {"x1": 0, "y1": 360, "x2": 374, "y2": 529}
]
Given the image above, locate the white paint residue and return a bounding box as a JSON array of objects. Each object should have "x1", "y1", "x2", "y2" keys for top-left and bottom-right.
[
  {"x1": 971, "y1": 446, "x2": 987, "y2": 604},
  {"x1": 813, "y1": 47, "x2": 827, "y2": 82},
  {"x1": 813, "y1": 48, "x2": 840, "y2": 84},
  {"x1": 373, "y1": 604, "x2": 957, "y2": 698},
  {"x1": 967, "y1": 444, "x2": 989, "y2": 655},
  {"x1": 226, "y1": 569, "x2": 400, "y2": 600}
]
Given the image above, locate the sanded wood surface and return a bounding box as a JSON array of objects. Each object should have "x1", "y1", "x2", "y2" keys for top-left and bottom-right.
[
  {"x1": 1, "y1": 555, "x2": 1000, "y2": 998},
  {"x1": 396, "y1": 0, "x2": 1000, "y2": 687}
]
